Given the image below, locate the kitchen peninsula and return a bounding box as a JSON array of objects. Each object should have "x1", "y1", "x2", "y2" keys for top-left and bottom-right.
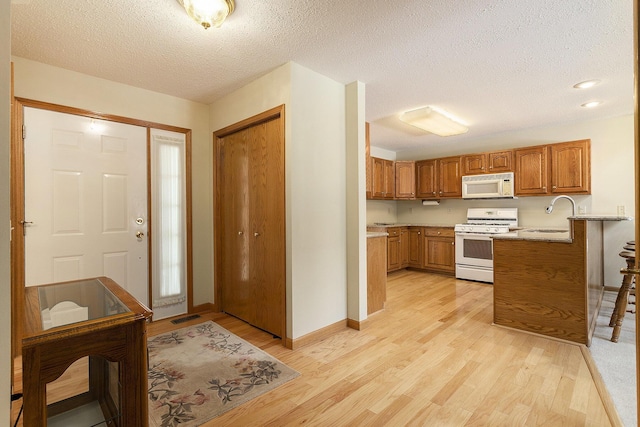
[{"x1": 492, "y1": 216, "x2": 632, "y2": 345}]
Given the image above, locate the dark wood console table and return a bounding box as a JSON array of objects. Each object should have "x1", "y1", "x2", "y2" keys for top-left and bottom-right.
[{"x1": 22, "y1": 276, "x2": 152, "y2": 426}]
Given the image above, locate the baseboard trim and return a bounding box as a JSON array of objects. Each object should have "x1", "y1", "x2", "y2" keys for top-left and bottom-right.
[
  {"x1": 347, "y1": 318, "x2": 361, "y2": 330},
  {"x1": 287, "y1": 319, "x2": 351, "y2": 350},
  {"x1": 191, "y1": 302, "x2": 215, "y2": 314},
  {"x1": 580, "y1": 345, "x2": 624, "y2": 427}
]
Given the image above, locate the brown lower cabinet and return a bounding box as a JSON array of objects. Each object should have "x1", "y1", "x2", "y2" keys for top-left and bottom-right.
[
  {"x1": 367, "y1": 235, "x2": 387, "y2": 314},
  {"x1": 386, "y1": 227, "x2": 402, "y2": 272},
  {"x1": 378, "y1": 226, "x2": 455, "y2": 274},
  {"x1": 422, "y1": 228, "x2": 456, "y2": 273}
]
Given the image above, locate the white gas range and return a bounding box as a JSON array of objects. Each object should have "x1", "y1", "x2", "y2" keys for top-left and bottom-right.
[{"x1": 454, "y1": 208, "x2": 518, "y2": 283}]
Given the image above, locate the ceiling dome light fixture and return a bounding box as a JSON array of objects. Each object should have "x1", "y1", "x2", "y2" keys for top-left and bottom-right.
[
  {"x1": 399, "y1": 106, "x2": 469, "y2": 137},
  {"x1": 581, "y1": 101, "x2": 602, "y2": 108},
  {"x1": 573, "y1": 80, "x2": 601, "y2": 89},
  {"x1": 177, "y1": 0, "x2": 235, "y2": 29}
]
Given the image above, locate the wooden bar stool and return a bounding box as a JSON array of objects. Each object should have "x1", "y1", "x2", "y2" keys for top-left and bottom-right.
[{"x1": 610, "y1": 250, "x2": 636, "y2": 342}]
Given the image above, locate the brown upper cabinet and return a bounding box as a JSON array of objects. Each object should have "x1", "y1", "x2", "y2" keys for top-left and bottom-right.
[
  {"x1": 515, "y1": 139, "x2": 590, "y2": 196},
  {"x1": 416, "y1": 156, "x2": 462, "y2": 199},
  {"x1": 550, "y1": 139, "x2": 591, "y2": 194},
  {"x1": 395, "y1": 161, "x2": 416, "y2": 199},
  {"x1": 371, "y1": 157, "x2": 395, "y2": 199},
  {"x1": 462, "y1": 150, "x2": 513, "y2": 175},
  {"x1": 415, "y1": 159, "x2": 437, "y2": 199},
  {"x1": 514, "y1": 145, "x2": 548, "y2": 195},
  {"x1": 366, "y1": 135, "x2": 590, "y2": 200}
]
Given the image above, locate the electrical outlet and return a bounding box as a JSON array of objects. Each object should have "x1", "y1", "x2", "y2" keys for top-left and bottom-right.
[{"x1": 578, "y1": 206, "x2": 586, "y2": 214}]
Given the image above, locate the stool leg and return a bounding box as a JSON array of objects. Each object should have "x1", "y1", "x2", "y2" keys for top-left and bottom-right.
[
  {"x1": 611, "y1": 259, "x2": 635, "y2": 342},
  {"x1": 609, "y1": 281, "x2": 627, "y2": 326}
]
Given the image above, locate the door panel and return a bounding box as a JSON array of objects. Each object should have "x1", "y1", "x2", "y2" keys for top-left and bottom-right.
[
  {"x1": 220, "y1": 129, "x2": 254, "y2": 325},
  {"x1": 24, "y1": 107, "x2": 149, "y2": 305},
  {"x1": 216, "y1": 109, "x2": 285, "y2": 338},
  {"x1": 251, "y1": 121, "x2": 285, "y2": 337}
]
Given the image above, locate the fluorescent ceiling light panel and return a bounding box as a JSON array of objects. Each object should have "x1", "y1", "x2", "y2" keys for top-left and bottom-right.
[{"x1": 399, "y1": 106, "x2": 468, "y2": 136}]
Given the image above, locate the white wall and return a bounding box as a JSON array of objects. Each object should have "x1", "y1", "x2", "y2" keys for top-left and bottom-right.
[
  {"x1": 290, "y1": 63, "x2": 347, "y2": 337},
  {"x1": 368, "y1": 114, "x2": 635, "y2": 287},
  {"x1": 11, "y1": 57, "x2": 214, "y2": 306},
  {"x1": 209, "y1": 62, "x2": 350, "y2": 339},
  {"x1": 345, "y1": 81, "x2": 367, "y2": 322},
  {"x1": 1, "y1": 1, "x2": 12, "y2": 422}
]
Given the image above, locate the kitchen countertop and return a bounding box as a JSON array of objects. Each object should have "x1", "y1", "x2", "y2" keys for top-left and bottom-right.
[
  {"x1": 367, "y1": 215, "x2": 633, "y2": 242},
  {"x1": 493, "y1": 228, "x2": 572, "y2": 243},
  {"x1": 367, "y1": 223, "x2": 456, "y2": 228},
  {"x1": 494, "y1": 215, "x2": 633, "y2": 243},
  {"x1": 568, "y1": 214, "x2": 634, "y2": 221},
  {"x1": 367, "y1": 232, "x2": 388, "y2": 238}
]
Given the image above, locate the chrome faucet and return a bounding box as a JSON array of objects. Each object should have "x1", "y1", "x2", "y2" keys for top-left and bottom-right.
[{"x1": 545, "y1": 195, "x2": 577, "y2": 216}]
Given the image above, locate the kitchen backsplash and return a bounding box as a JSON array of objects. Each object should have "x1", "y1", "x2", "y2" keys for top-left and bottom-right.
[{"x1": 368, "y1": 195, "x2": 595, "y2": 228}]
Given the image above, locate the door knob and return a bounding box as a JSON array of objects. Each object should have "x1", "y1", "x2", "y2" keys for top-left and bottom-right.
[{"x1": 136, "y1": 231, "x2": 144, "y2": 238}]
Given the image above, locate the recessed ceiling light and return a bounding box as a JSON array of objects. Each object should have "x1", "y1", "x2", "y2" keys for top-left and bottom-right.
[
  {"x1": 581, "y1": 101, "x2": 602, "y2": 108},
  {"x1": 573, "y1": 80, "x2": 601, "y2": 89}
]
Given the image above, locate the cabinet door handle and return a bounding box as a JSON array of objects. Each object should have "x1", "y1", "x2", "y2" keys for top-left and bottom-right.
[
  {"x1": 254, "y1": 232, "x2": 260, "y2": 237},
  {"x1": 552, "y1": 185, "x2": 557, "y2": 189}
]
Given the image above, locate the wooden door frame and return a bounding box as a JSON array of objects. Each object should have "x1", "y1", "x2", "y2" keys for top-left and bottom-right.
[
  {"x1": 10, "y1": 98, "x2": 194, "y2": 358},
  {"x1": 212, "y1": 105, "x2": 287, "y2": 345}
]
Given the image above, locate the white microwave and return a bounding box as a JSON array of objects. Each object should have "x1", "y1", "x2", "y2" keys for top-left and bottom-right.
[{"x1": 462, "y1": 172, "x2": 515, "y2": 199}]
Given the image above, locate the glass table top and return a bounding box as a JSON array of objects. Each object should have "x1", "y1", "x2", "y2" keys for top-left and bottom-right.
[{"x1": 38, "y1": 278, "x2": 131, "y2": 330}]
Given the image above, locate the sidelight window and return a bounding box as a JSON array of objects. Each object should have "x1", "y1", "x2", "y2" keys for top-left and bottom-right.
[{"x1": 150, "y1": 130, "x2": 187, "y2": 307}]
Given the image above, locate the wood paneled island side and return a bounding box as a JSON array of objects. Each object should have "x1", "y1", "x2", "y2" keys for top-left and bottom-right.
[{"x1": 492, "y1": 219, "x2": 607, "y2": 345}]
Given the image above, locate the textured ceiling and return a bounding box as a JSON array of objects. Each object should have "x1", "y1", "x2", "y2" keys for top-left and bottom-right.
[{"x1": 10, "y1": 0, "x2": 634, "y2": 152}]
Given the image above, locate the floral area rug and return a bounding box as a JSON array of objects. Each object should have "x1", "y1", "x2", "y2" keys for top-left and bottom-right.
[{"x1": 148, "y1": 321, "x2": 299, "y2": 426}]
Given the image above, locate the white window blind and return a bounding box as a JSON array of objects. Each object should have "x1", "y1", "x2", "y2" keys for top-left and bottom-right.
[{"x1": 150, "y1": 130, "x2": 187, "y2": 307}]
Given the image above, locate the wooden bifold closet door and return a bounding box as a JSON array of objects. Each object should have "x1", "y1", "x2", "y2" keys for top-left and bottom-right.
[{"x1": 214, "y1": 106, "x2": 285, "y2": 339}]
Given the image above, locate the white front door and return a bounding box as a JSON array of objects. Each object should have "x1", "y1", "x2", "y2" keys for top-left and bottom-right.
[{"x1": 24, "y1": 107, "x2": 149, "y2": 305}]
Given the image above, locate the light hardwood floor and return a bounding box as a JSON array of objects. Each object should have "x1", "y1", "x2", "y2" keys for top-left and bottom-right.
[{"x1": 12, "y1": 270, "x2": 617, "y2": 426}]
